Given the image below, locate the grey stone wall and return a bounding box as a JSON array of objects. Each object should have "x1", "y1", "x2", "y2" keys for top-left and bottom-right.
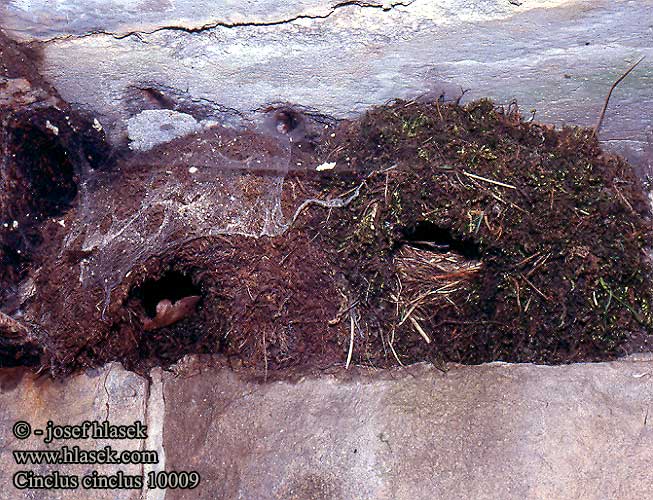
[
  {"x1": 1, "y1": 357, "x2": 653, "y2": 499},
  {"x1": 2, "y1": 0, "x2": 652, "y2": 174}
]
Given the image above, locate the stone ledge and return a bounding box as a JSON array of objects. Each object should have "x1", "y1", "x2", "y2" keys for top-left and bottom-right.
[{"x1": 1, "y1": 357, "x2": 652, "y2": 499}]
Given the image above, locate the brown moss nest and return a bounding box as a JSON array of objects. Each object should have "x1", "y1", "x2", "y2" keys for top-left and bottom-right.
[
  {"x1": 303, "y1": 98, "x2": 653, "y2": 365},
  {"x1": 2, "y1": 98, "x2": 652, "y2": 375}
]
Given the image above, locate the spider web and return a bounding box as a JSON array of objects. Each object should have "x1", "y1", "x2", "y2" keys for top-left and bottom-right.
[
  {"x1": 59, "y1": 126, "x2": 357, "y2": 316},
  {"x1": 61, "y1": 130, "x2": 290, "y2": 314}
]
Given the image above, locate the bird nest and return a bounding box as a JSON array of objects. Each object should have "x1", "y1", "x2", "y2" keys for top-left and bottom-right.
[
  {"x1": 1, "y1": 94, "x2": 652, "y2": 376},
  {"x1": 392, "y1": 245, "x2": 482, "y2": 346}
]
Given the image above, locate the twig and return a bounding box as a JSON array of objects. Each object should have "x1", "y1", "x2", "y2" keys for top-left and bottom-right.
[
  {"x1": 455, "y1": 87, "x2": 470, "y2": 105},
  {"x1": 287, "y1": 181, "x2": 365, "y2": 228},
  {"x1": 594, "y1": 56, "x2": 646, "y2": 136},
  {"x1": 511, "y1": 277, "x2": 522, "y2": 313},
  {"x1": 516, "y1": 251, "x2": 541, "y2": 268},
  {"x1": 279, "y1": 241, "x2": 300, "y2": 265},
  {"x1": 520, "y1": 273, "x2": 551, "y2": 302},
  {"x1": 346, "y1": 309, "x2": 355, "y2": 369},
  {"x1": 388, "y1": 326, "x2": 404, "y2": 366},
  {"x1": 526, "y1": 252, "x2": 552, "y2": 278},
  {"x1": 435, "y1": 99, "x2": 444, "y2": 121},
  {"x1": 462, "y1": 170, "x2": 517, "y2": 190},
  {"x1": 409, "y1": 317, "x2": 431, "y2": 344},
  {"x1": 397, "y1": 297, "x2": 428, "y2": 327},
  {"x1": 328, "y1": 300, "x2": 360, "y2": 326}
]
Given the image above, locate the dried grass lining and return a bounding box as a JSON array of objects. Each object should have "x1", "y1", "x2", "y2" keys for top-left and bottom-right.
[{"x1": 392, "y1": 245, "x2": 482, "y2": 345}]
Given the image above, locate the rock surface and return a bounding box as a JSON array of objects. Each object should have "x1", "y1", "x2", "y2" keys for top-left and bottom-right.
[
  {"x1": 1, "y1": 357, "x2": 653, "y2": 499},
  {"x1": 0, "y1": 363, "x2": 148, "y2": 499},
  {"x1": 126, "y1": 109, "x2": 203, "y2": 151},
  {"x1": 1, "y1": 0, "x2": 651, "y2": 173}
]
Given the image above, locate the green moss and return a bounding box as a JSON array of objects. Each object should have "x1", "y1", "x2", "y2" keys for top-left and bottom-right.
[{"x1": 315, "y1": 98, "x2": 653, "y2": 364}]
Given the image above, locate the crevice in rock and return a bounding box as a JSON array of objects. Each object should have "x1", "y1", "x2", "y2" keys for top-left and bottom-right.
[
  {"x1": 124, "y1": 83, "x2": 247, "y2": 124},
  {"x1": 30, "y1": 0, "x2": 416, "y2": 45},
  {"x1": 141, "y1": 370, "x2": 166, "y2": 500},
  {"x1": 102, "y1": 364, "x2": 113, "y2": 421}
]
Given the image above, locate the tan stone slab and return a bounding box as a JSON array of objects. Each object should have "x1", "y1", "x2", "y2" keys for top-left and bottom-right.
[
  {"x1": 1, "y1": 357, "x2": 652, "y2": 499},
  {"x1": 0, "y1": 363, "x2": 148, "y2": 500},
  {"x1": 162, "y1": 358, "x2": 653, "y2": 499}
]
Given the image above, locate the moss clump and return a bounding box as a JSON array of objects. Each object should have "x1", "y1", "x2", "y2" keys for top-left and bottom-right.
[
  {"x1": 312, "y1": 99, "x2": 653, "y2": 364},
  {"x1": 5, "y1": 97, "x2": 651, "y2": 376}
]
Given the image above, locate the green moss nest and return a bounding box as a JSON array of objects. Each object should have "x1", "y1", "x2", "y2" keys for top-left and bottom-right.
[{"x1": 309, "y1": 99, "x2": 653, "y2": 364}]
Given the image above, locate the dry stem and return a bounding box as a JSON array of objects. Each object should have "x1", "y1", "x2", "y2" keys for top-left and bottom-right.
[{"x1": 594, "y1": 56, "x2": 646, "y2": 136}]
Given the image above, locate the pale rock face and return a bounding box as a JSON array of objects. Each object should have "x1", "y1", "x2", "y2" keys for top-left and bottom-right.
[
  {"x1": 0, "y1": 0, "x2": 650, "y2": 171},
  {"x1": 2, "y1": 357, "x2": 653, "y2": 499},
  {"x1": 0, "y1": 363, "x2": 148, "y2": 500},
  {"x1": 126, "y1": 109, "x2": 203, "y2": 151}
]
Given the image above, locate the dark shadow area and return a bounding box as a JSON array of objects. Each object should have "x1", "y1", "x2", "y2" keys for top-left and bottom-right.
[
  {"x1": 400, "y1": 221, "x2": 482, "y2": 259},
  {"x1": 131, "y1": 270, "x2": 202, "y2": 318},
  {"x1": 8, "y1": 121, "x2": 77, "y2": 220}
]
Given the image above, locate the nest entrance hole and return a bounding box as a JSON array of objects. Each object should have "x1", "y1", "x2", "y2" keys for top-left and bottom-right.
[
  {"x1": 394, "y1": 222, "x2": 483, "y2": 331},
  {"x1": 132, "y1": 270, "x2": 202, "y2": 318},
  {"x1": 400, "y1": 221, "x2": 481, "y2": 259}
]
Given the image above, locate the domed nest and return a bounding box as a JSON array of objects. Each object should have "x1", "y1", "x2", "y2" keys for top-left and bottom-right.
[
  {"x1": 2, "y1": 98, "x2": 651, "y2": 376},
  {"x1": 306, "y1": 98, "x2": 653, "y2": 365}
]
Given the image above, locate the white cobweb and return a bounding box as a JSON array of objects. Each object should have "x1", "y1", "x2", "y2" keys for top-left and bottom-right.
[
  {"x1": 58, "y1": 127, "x2": 357, "y2": 316},
  {"x1": 61, "y1": 131, "x2": 289, "y2": 313}
]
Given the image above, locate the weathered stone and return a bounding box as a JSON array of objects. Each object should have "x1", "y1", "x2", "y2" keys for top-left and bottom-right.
[
  {"x1": 2, "y1": 0, "x2": 651, "y2": 172},
  {"x1": 1, "y1": 357, "x2": 652, "y2": 499},
  {"x1": 0, "y1": 363, "x2": 148, "y2": 500},
  {"x1": 161, "y1": 356, "x2": 653, "y2": 500},
  {"x1": 126, "y1": 109, "x2": 203, "y2": 151}
]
